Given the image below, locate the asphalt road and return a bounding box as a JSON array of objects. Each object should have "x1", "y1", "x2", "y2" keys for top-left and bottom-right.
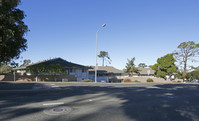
[{"x1": 0, "y1": 82, "x2": 199, "y2": 121}]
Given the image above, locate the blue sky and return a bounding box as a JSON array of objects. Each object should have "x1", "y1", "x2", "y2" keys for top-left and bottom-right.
[{"x1": 18, "y1": 0, "x2": 199, "y2": 69}]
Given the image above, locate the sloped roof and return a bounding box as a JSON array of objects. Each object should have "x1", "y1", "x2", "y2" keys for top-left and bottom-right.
[
  {"x1": 138, "y1": 68, "x2": 155, "y2": 75},
  {"x1": 89, "y1": 66, "x2": 124, "y2": 74},
  {"x1": 22, "y1": 58, "x2": 90, "y2": 69}
]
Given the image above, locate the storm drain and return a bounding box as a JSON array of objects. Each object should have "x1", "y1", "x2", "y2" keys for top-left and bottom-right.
[{"x1": 43, "y1": 106, "x2": 72, "y2": 115}]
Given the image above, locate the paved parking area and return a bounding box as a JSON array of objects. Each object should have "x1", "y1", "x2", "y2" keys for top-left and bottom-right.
[{"x1": 0, "y1": 82, "x2": 199, "y2": 121}]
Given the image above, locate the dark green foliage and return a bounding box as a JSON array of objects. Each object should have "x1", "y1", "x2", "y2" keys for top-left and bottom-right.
[
  {"x1": 21, "y1": 59, "x2": 31, "y2": 66},
  {"x1": 177, "y1": 80, "x2": 182, "y2": 83},
  {"x1": 48, "y1": 64, "x2": 66, "y2": 75},
  {"x1": 62, "y1": 78, "x2": 68, "y2": 82},
  {"x1": 138, "y1": 63, "x2": 147, "y2": 68},
  {"x1": 152, "y1": 54, "x2": 177, "y2": 79},
  {"x1": 146, "y1": 78, "x2": 154, "y2": 82},
  {"x1": 134, "y1": 80, "x2": 140, "y2": 83},
  {"x1": 27, "y1": 64, "x2": 66, "y2": 81},
  {"x1": 27, "y1": 64, "x2": 46, "y2": 77},
  {"x1": 10, "y1": 61, "x2": 19, "y2": 68},
  {"x1": 156, "y1": 71, "x2": 166, "y2": 79},
  {"x1": 175, "y1": 71, "x2": 183, "y2": 79},
  {"x1": 0, "y1": 63, "x2": 12, "y2": 74},
  {"x1": 98, "y1": 51, "x2": 111, "y2": 66},
  {"x1": 124, "y1": 57, "x2": 140, "y2": 76},
  {"x1": 186, "y1": 70, "x2": 199, "y2": 81},
  {"x1": 46, "y1": 64, "x2": 66, "y2": 81},
  {"x1": 0, "y1": 0, "x2": 29, "y2": 63},
  {"x1": 82, "y1": 79, "x2": 93, "y2": 82},
  {"x1": 122, "y1": 78, "x2": 132, "y2": 83},
  {"x1": 191, "y1": 70, "x2": 199, "y2": 80}
]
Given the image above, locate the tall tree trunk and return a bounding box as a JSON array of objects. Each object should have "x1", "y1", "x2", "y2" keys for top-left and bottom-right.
[{"x1": 183, "y1": 56, "x2": 187, "y2": 79}]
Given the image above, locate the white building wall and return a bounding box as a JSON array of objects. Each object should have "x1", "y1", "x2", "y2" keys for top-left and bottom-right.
[{"x1": 69, "y1": 69, "x2": 89, "y2": 82}]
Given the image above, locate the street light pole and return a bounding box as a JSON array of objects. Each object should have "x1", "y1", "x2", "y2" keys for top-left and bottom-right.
[{"x1": 95, "y1": 24, "x2": 106, "y2": 83}]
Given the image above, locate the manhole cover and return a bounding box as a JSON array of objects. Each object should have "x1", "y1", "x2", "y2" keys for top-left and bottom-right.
[
  {"x1": 53, "y1": 108, "x2": 64, "y2": 112},
  {"x1": 43, "y1": 106, "x2": 72, "y2": 115}
]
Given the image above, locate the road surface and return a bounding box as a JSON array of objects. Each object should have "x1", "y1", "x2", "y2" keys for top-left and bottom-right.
[{"x1": 0, "y1": 82, "x2": 199, "y2": 121}]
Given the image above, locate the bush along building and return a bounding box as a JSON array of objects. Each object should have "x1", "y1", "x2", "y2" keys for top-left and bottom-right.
[{"x1": 14, "y1": 58, "x2": 91, "y2": 82}]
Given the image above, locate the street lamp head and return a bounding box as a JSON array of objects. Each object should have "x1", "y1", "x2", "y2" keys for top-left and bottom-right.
[{"x1": 102, "y1": 24, "x2": 106, "y2": 27}]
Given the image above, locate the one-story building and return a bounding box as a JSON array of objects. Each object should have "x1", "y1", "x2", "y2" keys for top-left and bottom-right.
[
  {"x1": 15, "y1": 58, "x2": 91, "y2": 82},
  {"x1": 137, "y1": 68, "x2": 155, "y2": 77},
  {"x1": 88, "y1": 66, "x2": 125, "y2": 82}
]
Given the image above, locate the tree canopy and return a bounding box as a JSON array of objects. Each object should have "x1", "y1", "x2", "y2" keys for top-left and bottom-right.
[
  {"x1": 0, "y1": 0, "x2": 29, "y2": 63},
  {"x1": 27, "y1": 64, "x2": 46, "y2": 77},
  {"x1": 48, "y1": 64, "x2": 66, "y2": 75},
  {"x1": 174, "y1": 41, "x2": 199, "y2": 78},
  {"x1": 124, "y1": 57, "x2": 140, "y2": 76},
  {"x1": 21, "y1": 59, "x2": 31, "y2": 66},
  {"x1": 152, "y1": 54, "x2": 177, "y2": 79},
  {"x1": 27, "y1": 64, "x2": 66, "y2": 81},
  {"x1": 138, "y1": 63, "x2": 147, "y2": 68},
  {"x1": 186, "y1": 69, "x2": 199, "y2": 81},
  {"x1": 98, "y1": 51, "x2": 111, "y2": 66},
  {"x1": 0, "y1": 63, "x2": 12, "y2": 74}
]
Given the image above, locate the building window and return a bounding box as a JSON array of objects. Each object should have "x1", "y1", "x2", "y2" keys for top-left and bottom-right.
[{"x1": 82, "y1": 69, "x2": 85, "y2": 72}]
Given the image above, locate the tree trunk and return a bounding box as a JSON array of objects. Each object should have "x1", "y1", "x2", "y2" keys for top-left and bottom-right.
[
  {"x1": 131, "y1": 72, "x2": 133, "y2": 77},
  {"x1": 183, "y1": 56, "x2": 188, "y2": 79}
]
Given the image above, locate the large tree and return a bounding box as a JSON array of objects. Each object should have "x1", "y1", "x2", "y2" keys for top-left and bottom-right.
[
  {"x1": 0, "y1": 0, "x2": 29, "y2": 63},
  {"x1": 186, "y1": 68, "x2": 199, "y2": 81},
  {"x1": 48, "y1": 64, "x2": 66, "y2": 81},
  {"x1": 28, "y1": 64, "x2": 66, "y2": 82},
  {"x1": 98, "y1": 51, "x2": 111, "y2": 66},
  {"x1": 138, "y1": 63, "x2": 147, "y2": 68},
  {"x1": 152, "y1": 54, "x2": 177, "y2": 79},
  {"x1": 174, "y1": 41, "x2": 199, "y2": 78},
  {"x1": 27, "y1": 64, "x2": 46, "y2": 82},
  {"x1": 0, "y1": 63, "x2": 12, "y2": 74},
  {"x1": 124, "y1": 57, "x2": 140, "y2": 76},
  {"x1": 21, "y1": 59, "x2": 31, "y2": 66}
]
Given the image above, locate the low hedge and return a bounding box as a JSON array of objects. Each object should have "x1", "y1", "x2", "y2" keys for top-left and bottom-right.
[
  {"x1": 123, "y1": 79, "x2": 132, "y2": 83},
  {"x1": 146, "y1": 78, "x2": 154, "y2": 82},
  {"x1": 82, "y1": 79, "x2": 93, "y2": 82},
  {"x1": 134, "y1": 80, "x2": 141, "y2": 83}
]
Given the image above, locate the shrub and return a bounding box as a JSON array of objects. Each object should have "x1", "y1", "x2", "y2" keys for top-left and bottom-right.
[
  {"x1": 82, "y1": 79, "x2": 93, "y2": 82},
  {"x1": 147, "y1": 78, "x2": 154, "y2": 82},
  {"x1": 62, "y1": 78, "x2": 68, "y2": 82},
  {"x1": 177, "y1": 80, "x2": 181, "y2": 83},
  {"x1": 122, "y1": 78, "x2": 132, "y2": 83},
  {"x1": 157, "y1": 71, "x2": 166, "y2": 78},
  {"x1": 134, "y1": 80, "x2": 141, "y2": 83}
]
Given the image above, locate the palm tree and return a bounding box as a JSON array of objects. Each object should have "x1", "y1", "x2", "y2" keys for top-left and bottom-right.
[
  {"x1": 98, "y1": 51, "x2": 111, "y2": 66},
  {"x1": 124, "y1": 57, "x2": 140, "y2": 76}
]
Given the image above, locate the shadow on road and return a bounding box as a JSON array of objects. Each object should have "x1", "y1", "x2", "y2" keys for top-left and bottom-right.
[{"x1": 0, "y1": 82, "x2": 199, "y2": 121}]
